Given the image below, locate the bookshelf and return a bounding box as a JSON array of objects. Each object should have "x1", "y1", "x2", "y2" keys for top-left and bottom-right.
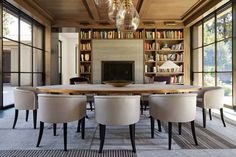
[
  {"x1": 144, "y1": 28, "x2": 184, "y2": 84},
  {"x1": 79, "y1": 29, "x2": 92, "y2": 82},
  {"x1": 78, "y1": 27, "x2": 185, "y2": 84}
]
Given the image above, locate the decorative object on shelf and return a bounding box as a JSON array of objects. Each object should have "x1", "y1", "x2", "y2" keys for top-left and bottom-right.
[
  {"x1": 81, "y1": 54, "x2": 84, "y2": 61},
  {"x1": 108, "y1": 0, "x2": 121, "y2": 22},
  {"x1": 159, "y1": 60, "x2": 180, "y2": 72},
  {"x1": 94, "y1": 0, "x2": 110, "y2": 8},
  {"x1": 103, "y1": 80, "x2": 133, "y2": 87},
  {"x1": 85, "y1": 54, "x2": 90, "y2": 61},
  {"x1": 161, "y1": 43, "x2": 171, "y2": 50},
  {"x1": 116, "y1": 0, "x2": 140, "y2": 32}
]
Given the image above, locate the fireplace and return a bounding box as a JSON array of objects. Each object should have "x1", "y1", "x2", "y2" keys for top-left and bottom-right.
[{"x1": 102, "y1": 61, "x2": 135, "y2": 82}]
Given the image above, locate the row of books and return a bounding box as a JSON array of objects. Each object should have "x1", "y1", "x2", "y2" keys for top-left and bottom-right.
[
  {"x1": 170, "y1": 75, "x2": 184, "y2": 84},
  {"x1": 145, "y1": 31, "x2": 155, "y2": 39},
  {"x1": 80, "y1": 65, "x2": 91, "y2": 73},
  {"x1": 157, "y1": 65, "x2": 183, "y2": 72},
  {"x1": 81, "y1": 31, "x2": 92, "y2": 39},
  {"x1": 156, "y1": 42, "x2": 184, "y2": 50},
  {"x1": 144, "y1": 75, "x2": 184, "y2": 84},
  {"x1": 156, "y1": 53, "x2": 183, "y2": 61},
  {"x1": 93, "y1": 31, "x2": 143, "y2": 39},
  {"x1": 80, "y1": 43, "x2": 91, "y2": 51},
  {"x1": 156, "y1": 31, "x2": 183, "y2": 39},
  {"x1": 144, "y1": 42, "x2": 155, "y2": 50}
]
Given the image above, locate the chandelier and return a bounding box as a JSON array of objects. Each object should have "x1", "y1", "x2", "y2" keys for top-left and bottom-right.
[{"x1": 94, "y1": 0, "x2": 140, "y2": 32}]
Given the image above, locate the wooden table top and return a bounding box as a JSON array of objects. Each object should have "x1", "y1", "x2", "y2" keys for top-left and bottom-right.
[{"x1": 37, "y1": 84, "x2": 200, "y2": 94}]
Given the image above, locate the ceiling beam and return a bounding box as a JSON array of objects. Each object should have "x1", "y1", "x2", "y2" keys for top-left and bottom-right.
[
  {"x1": 136, "y1": 0, "x2": 144, "y2": 13},
  {"x1": 13, "y1": 0, "x2": 54, "y2": 25},
  {"x1": 138, "y1": 0, "x2": 151, "y2": 17},
  {"x1": 84, "y1": 0, "x2": 100, "y2": 21}
]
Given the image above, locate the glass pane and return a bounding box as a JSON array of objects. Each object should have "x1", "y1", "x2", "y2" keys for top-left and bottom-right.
[
  {"x1": 193, "y1": 73, "x2": 202, "y2": 86},
  {"x1": 33, "y1": 49, "x2": 43, "y2": 72},
  {"x1": 20, "y1": 73, "x2": 32, "y2": 86},
  {"x1": 204, "y1": 44, "x2": 215, "y2": 72},
  {"x1": 3, "y1": 39, "x2": 19, "y2": 72},
  {"x1": 217, "y1": 73, "x2": 232, "y2": 105},
  {"x1": 3, "y1": 73, "x2": 18, "y2": 106},
  {"x1": 203, "y1": 73, "x2": 215, "y2": 87},
  {"x1": 217, "y1": 39, "x2": 232, "y2": 71},
  {"x1": 204, "y1": 17, "x2": 215, "y2": 45},
  {"x1": 20, "y1": 18, "x2": 32, "y2": 45},
  {"x1": 33, "y1": 25, "x2": 43, "y2": 49},
  {"x1": 193, "y1": 48, "x2": 202, "y2": 72},
  {"x1": 193, "y1": 22, "x2": 202, "y2": 48},
  {"x1": 20, "y1": 44, "x2": 32, "y2": 72},
  {"x1": 33, "y1": 74, "x2": 43, "y2": 86},
  {"x1": 217, "y1": 7, "x2": 232, "y2": 40},
  {"x1": 3, "y1": 9, "x2": 19, "y2": 41}
]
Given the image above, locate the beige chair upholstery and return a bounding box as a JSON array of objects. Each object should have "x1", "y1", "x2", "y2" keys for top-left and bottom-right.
[
  {"x1": 94, "y1": 95, "x2": 140, "y2": 153},
  {"x1": 36, "y1": 94, "x2": 87, "y2": 151},
  {"x1": 197, "y1": 86, "x2": 226, "y2": 128},
  {"x1": 13, "y1": 87, "x2": 38, "y2": 129},
  {"x1": 149, "y1": 93, "x2": 198, "y2": 150}
]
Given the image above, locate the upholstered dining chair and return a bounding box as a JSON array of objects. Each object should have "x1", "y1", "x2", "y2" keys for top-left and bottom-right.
[
  {"x1": 153, "y1": 76, "x2": 171, "y2": 84},
  {"x1": 13, "y1": 86, "x2": 38, "y2": 129},
  {"x1": 94, "y1": 95, "x2": 141, "y2": 153},
  {"x1": 70, "y1": 77, "x2": 93, "y2": 111},
  {"x1": 197, "y1": 86, "x2": 226, "y2": 128},
  {"x1": 149, "y1": 93, "x2": 198, "y2": 150},
  {"x1": 36, "y1": 94, "x2": 87, "y2": 151}
]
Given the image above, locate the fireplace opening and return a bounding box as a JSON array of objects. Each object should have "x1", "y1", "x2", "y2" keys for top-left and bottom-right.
[{"x1": 101, "y1": 61, "x2": 134, "y2": 82}]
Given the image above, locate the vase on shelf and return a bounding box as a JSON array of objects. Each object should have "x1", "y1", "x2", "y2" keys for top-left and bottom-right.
[
  {"x1": 85, "y1": 54, "x2": 90, "y2": 61},
  {"x1": 81, "y1": 54, "x2": 84, "y2": 61}
]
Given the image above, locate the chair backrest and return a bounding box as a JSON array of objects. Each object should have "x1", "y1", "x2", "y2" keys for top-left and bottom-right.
[
  {"x1": 203, "y1": 87, "x2": 224, "y2": 109},
  {"x1": 38, "y1": 94, "x2": 87, "y2": 123},
  {"x1": 197, "y1": 86, "x2": 222, "y2": 98},
  {"x1": 149, "y1": 93, "x2": 197, "y2": 123},
  {"x1": 94, "y1": 95, "x2": 141, "y2": 125},
  {"x1": 154, "y1": 76, "x2": 171, "y2": 84},
  {"x1": 70, "y1": 77, "x2": 89, "y2": 85},
  {"x1": 14, "y1": 87, "x2": 38, "y2": 110}
]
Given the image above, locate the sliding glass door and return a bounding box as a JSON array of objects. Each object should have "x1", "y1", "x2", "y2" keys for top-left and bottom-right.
[
  {"x1": 191, "y1": 4, "x2": 233, "y2": 106},
  {"x1": 0, "y1": 1, "x2": 45, "y2": 108}
]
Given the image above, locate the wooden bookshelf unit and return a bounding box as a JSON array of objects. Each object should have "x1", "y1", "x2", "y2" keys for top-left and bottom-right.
[{"x1": 79, "y1": 27, "x2": 185, "y2": 84}]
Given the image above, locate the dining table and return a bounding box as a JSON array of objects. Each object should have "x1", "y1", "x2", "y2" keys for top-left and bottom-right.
[{"x1": 37, "y1": 84, "x2": 200, "y2": 95}]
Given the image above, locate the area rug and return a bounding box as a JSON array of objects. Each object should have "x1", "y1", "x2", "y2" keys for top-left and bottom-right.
[{"x1": 0, "y1": 150, "x2": 136, "y2": 157}]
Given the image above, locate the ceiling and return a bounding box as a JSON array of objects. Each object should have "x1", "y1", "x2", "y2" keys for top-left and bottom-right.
[{"x1": 22, "y1": 0, "x2": 217, "y2": 27}]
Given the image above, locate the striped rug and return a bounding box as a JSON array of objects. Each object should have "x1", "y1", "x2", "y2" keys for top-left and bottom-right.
[
  {"x1": 0, "y1": 150, "x2": 136, "y2": 157},
  {"x1": 162, "y1": 122, "x2": 236, "y2": 149}
]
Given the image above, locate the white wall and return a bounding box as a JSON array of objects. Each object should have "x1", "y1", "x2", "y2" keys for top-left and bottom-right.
[
  {"x1": 92, "y1": 40, "x2": 144, "y2": 83},
  {"x1": 59, "y1": 33, "x2": 79, "y2": 84}
]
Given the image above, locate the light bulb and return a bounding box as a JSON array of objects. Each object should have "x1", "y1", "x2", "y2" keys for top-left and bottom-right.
[
  {"x1": 108, "y1": 0, "x2": 121, "y2": 23},
  {"x1": 116, "y1": 0, "x2": 140, "y2": 32}
]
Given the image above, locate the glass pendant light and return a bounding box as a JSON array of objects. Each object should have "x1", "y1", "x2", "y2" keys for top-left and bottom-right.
[
  {"x1": 116, "y1": 0, "x2": 140, "y2": 32},
  {"x1": 108, "y1": 0, "x2": 121, "y2": 23},
  {"x1": 94, "y1": 0, "x2": 110, "y2": 8}
]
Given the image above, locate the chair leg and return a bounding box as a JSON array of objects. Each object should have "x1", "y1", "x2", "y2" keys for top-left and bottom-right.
[
  {"x1": 81, "y1": 117, "x2": 85, "y2": 139},
  {"x1": 36, "y1": 121, "x2": 44, "y2": 147},
  {"x1": 99, "y1": 124, "x2": 106, "y2": 153},
  {"x1": 178, "y1": 123, "x2": 182, "y2": 135},
  {"x1": 157, "y1": 120, "x2": 162, "y2": 132},
  {"x1": 26, "y1": 110, "x2": 29, "y2": 122},
  {"x1": 140, "y1": 103, "x2": 144, "y2": 115},
  {"x1": 129, "y1": 124, "x2": 136, "y2": 153},
  {"x1": 202, "y1": 108, "x2": 206, "y2": 128},
  {"x1": 63, "y1": 123, "x2": 67, "y2": 151},
  {"x1": 150, "y1": 116, "x2": 155, "y2": 138},
  {"x1": 33, "y1": 110, "x2": 37, "y2": 129},
  {"x1": 12, "y1": 109, "x2": 19, "y2": 129},
  {"x1": 209, "y1": 109, "x2": 212, "y2": 120},
  {"x1": 220, "y1": 108, "x2": 226, "y2": 127},
  {"x1": 168, "y1": 122, "x2": 172, "y2": 150},
  {"x1": 53, "y1": 123, "x2": 57, "y2": 136},
  {"x1": 89, "y1": 102, "x2": 93, "y2": 111},
  {"x1": 191, "y1": 121, "x2": 198, "y2": 146}
]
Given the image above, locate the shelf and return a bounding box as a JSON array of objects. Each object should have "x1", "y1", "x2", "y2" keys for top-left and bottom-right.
[
  {"x1": 80, "y1": 38, "x2": 92, "y2": 40},
  {"x1": 80, "y1": 61, "x2": 91, "y2": 63},
  {"x1": 80, "y1": 50, "x2": 92, "y2": 52},
  {"x1": 156, "y1": 72, "x2": 184, "y2": 75},
  {"x1": 145, "y1": 61, "x2": 156, "y2": 63},
  {"x1": 145, "y1": 39, "x2": 155, "y2": 41},
  {"x1": 156, "y1": 61, "x2": 184, "y2": 63},
  {"x1": 80, "y1": 72, "x2": 91, "y2": 75},
  {"x1": 156, "y1": 38, "x2": 184, "y2": 41}
]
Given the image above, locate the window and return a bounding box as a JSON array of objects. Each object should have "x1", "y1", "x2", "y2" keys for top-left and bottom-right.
[
  {"x1": 191, "y1": 4, "x2": 232, "y2": 106},
  {"x1": 0, "y1": 1, "x2": 45, "y2": 108}
]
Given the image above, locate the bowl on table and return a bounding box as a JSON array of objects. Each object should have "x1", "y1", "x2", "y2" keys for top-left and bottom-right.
[{"x1": 103, "y1": 80, "x2": 133, "y2": 87}]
